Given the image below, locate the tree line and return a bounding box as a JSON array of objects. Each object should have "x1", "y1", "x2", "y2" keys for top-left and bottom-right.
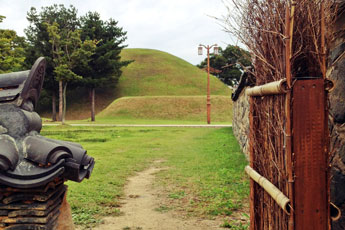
[
  {"x1": 0, "y1": 4, "x2": 130, "y2": 122},
  {"x1": 197, "y1": 45, "x2": 251, "y2": 86}
]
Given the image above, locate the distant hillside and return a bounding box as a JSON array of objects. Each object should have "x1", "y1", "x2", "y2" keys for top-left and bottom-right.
[
  {"x1": 97, "y1": 96, "x2": 233, "y2": 123},
  {"x1": 42, "y1": 48, "x2": 231, "y2": 121}
]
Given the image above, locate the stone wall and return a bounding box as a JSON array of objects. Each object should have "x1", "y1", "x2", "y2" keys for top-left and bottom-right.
[
  {"x1": 329, "y1": 3, "x2": 345, "y2": 229},
  {"x1": 232, "y1": 88, "x2": 250, "y2": 158}
]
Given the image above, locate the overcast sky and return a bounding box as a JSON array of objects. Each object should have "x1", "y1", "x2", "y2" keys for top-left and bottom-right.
[{"x1": 0, "y1": 0, "x2": 236, "y2": 65}]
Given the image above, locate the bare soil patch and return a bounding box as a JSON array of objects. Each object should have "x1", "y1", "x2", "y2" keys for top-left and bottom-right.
[{"x1": 93, "y1": 164, "x2": 228, "y2": 230}]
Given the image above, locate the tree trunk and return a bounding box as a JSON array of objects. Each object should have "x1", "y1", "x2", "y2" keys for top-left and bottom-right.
[
  {"x1": 52, "y1": 92, "x2": 57, "y2": 122},
  {"x1": 91, "y1": 88, "x2": 95, "y2": 122},
  {"x1": 62, "y1": 83, "x2": 67, "y2": 124},
  {"x1": 59, "y1": 81, "x2": 63, "y2": 122}
]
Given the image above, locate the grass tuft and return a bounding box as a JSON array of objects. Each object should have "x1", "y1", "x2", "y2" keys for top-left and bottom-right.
[
  {"x1": 220, "y1": 221, "x2": 249, "y2": 230},
  {"x1": 154, "y1": 205, "x2": 173, "y2": 213},
  {"x1": 168, "y1": 191, "x2": 186, "y2": 199}
]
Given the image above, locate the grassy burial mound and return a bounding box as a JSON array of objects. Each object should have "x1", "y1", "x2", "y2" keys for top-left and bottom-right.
[
  {"x1": 97, "y1": 95, "x2": 233, "y2": 123},
  {"x1": 45, "y1": 48, "x2": 231, "y2": 121},
  {"x1": 116, "y1": 48, "x2": 230, "y2": 97}
]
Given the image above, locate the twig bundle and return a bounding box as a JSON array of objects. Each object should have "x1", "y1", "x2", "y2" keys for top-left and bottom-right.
[{"x1": 221, "y1": 0, "x2": 336, "y2": 83}]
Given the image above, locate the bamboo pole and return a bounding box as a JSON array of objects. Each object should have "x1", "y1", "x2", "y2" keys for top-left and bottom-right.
[
  {"x1": 289, "y1": 1, "x2": 296, "y2": 58},
  {"x1": 249, "y1": 97, "x2": 255, "y2": 230},
  {"x1": 245, "y1": 166, "x2": 291, "y2": 215},
  {"x1": 285, "y1": 8, "x2": 292, "y2": 86},
  {"x1": 285, "y1": 5, "x2": 294, "y2": 230},
  {"x1": 246, "y1": 79, "x2": 288, "y2": 97}
]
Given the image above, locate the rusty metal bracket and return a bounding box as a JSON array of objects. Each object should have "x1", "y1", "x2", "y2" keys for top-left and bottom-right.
[
  {"x1": 330, "y1": 202, "x2": 341, "y2": 221},
  {"x1": 324, "y1": 79, "x2": 335, "y2": 92}
]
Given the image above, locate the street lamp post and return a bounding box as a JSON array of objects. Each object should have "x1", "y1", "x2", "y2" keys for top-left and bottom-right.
[{"x1": 198, "y1": 44, "x2": 218, "y2": 124}]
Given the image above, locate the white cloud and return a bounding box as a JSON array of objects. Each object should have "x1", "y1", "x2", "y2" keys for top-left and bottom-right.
[{"x1": 0, "y1": 0, "x2": 236, "y2": 65}]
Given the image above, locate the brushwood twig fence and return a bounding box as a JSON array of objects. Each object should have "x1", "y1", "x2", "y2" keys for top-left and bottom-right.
[{"x1": 228, "y1": 1, "x2": 342, "y2": 229}]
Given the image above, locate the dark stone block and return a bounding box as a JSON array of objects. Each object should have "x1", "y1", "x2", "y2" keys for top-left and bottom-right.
[
  {"x1": 329, "y1": 58, "x2": 345, "y2": 123},
  {"x1": 339, "y1": 143, "x2": 345, "y2": 165},
  {"x1": 331, "y1": 167, "x2": 345, "y2": 229},
  {"x1": 331, "y1": 167, "x2": 345, "y2": 205},
  {"x1": 330, "y1": 42, "x2": 345, "y2": 64}
]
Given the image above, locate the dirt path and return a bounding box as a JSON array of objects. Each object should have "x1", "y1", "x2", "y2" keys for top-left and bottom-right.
[{"x1": 93, "y1": 165, "x2": 225, "y2": 230}]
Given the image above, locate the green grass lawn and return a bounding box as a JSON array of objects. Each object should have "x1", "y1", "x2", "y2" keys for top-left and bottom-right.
[
  {"x1": 41, "y1": 126, "x2": 248, "y2": 228},
  {"x1": 59, "y1": 119, "x2": 232, "y2": 125}
]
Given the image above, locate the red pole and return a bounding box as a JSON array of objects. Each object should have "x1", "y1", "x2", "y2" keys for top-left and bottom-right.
[{"x1": 207, "y1": 46, "x2": 211, "y2": 124}]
